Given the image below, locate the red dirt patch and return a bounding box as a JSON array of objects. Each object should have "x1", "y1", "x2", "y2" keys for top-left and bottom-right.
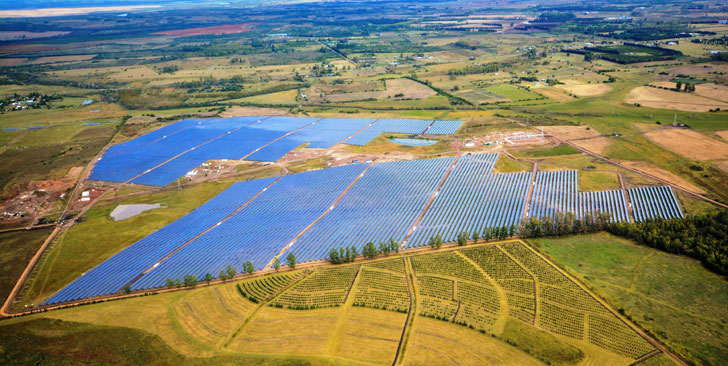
[{"x1": 155, "y1": 23, "x2": 257, "y2": 37}]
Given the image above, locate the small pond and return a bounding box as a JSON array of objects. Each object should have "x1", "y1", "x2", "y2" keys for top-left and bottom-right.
[
  {"x1": 388, "y1": 138, "x2": 438, "y2": 146},
  {"x1": 110, "y1": 203, "x2": 163, "y2": 221}
]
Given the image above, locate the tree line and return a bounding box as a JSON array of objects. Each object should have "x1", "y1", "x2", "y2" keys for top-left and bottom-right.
[
  {"x1": 607, "y1": 211, "x2": 728, "y2": 276},
  {"x1": 162, "y1": 252, "x2": 299, "y2": 290}
]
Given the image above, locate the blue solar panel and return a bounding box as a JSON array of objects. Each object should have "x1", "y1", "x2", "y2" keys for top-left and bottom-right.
[
  {"x1": 425, "y1": 120, "x2": 462, "y2": 135},
  {"x1": 407, "y1": 153, "x2": 531, "y2": 248},
  {"x1": 131, "y1": 163, "x2": 368, "y2": 290},
  {"x1": 344, "y1": 119, "x2": 433, "y2": 146},
  {"x1": 629, "y1": 186, "x2": 683, "y2": 222},
  {"x1": 42, "y1": 177, "x2": 278, "y2": 305},
  {"x1": 284, "y1": 157, "x2": 454, "y2": 263},
  {"x1": 247, "y1": 118, "x2": 375, "y2": 161},
  {"x1": 83, "y1": 122, "x2": 102, "y2": 126}
]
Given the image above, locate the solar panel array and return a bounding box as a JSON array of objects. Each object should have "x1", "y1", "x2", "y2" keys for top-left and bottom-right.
[
  {"x1": 528, "y1": 170, "x2": 629, "y2": 222},
  {"x1": 88, "y1": 116, "x2": 460, "y2": 186},
  {"x1": 578, "y1": 190, "x2": 630, "y2": 223},
  {"x1": 284, "y1": 157, "x2": 454, "y2": 263},
  {"x1": 45, "y1": 154, "x2": 687, "y2": 305},
  {"x1": 131, "y1": 164, "x2": 368, "y2": 290},
  {"x1": 343, "y1": 119, "x2": 435, "y2": 146},
  {"x1": 629, "y1": 186, "x2": 683, "y2": 221},
  {"x1": 247, "y1": 118, "x2": 375, "y2": 161},
  {"x1": 425, "y1": 120, "x2": 463, "y2": 135},
  {"x1": 407, "y1": 153, "x2": 531, "y2": 248},
  {"x1": 43, "y1": 177, "x2": 277, "y2": 304}
]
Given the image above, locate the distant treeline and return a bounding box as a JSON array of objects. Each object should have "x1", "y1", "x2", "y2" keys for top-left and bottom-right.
[
  {"x1": 563, "y1": 43, "x2": 682, "y2": 64},
  {"x1": 447, "y1": 63, "x2": 499, "y2": 76}
]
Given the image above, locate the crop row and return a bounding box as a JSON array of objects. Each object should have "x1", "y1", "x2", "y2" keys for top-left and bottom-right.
[
  {"x1": 237, "y1": 272, "x2": 302, "y2": 303},
  {"x1": 274, "y1": 266, "x2": 359, "y2": 309},
  {"x1": 353, "y1": 265, "x2": 410, "y2": 312},
  {"x1": 411, "y1": 251, "x2": 487, "y2": 284}
]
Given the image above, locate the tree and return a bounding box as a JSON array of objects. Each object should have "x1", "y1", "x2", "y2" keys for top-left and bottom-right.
[
  {"x1": 457, "y1": 232, "x2": 468, "y2": 246},
  {"x1": 379, "y1": 241, "x2": 392, "y2": 256},
  {"x1": 675, "y1": 81, "x2": 682, "y2": 91},
  {"x1": 183, "y1": 275, "x2": 198, "y2": 287},
  {"x1": 204, "y1": 273, "x2": 213, "y2": 285},
  {"x1": 174, "y1": 279, "x2": 182, "y2": 288},
  {"x1": 273, "y1": 257, "x2": 281, "y2": 272},
  {"x1": 484, "y1": 227, "x2": 492, "y2": 241},
  {"x1": 123, "y1": 285, "x2": 132, "y2": 294},
  {"x1": 219, "y1": 270, "x2": 227, "y2": 281},
  {"x1": 472, "y1": 230, "x2": 479, "y2": 244},
  {"x1": 389, "y1": 238, "x2": 400, "y2": 253},
  {"x1": 287, "y1": 252, "x2": 297, "y2": 269},
  {"x1": 348, "y1": 245, "x2": 358, "y2": 262},
  {"x1": 329, "y1": 248, "x2": 341, "y2": 264},
  {"x1": 166, "y1": 279, "x2": 175, "y2": 289},
  {"x1": 363, "y1": 242, "x2": 379, "y2": 259},
  {"x1": 226, "y1": 265, "x2": 236, "y2": 280},
  {"x1": 243, "y1": 261, "x2": 255, "y2": 275},
  {"x1": 430, "y1": 234, "x2": 443, "y2": 249}
]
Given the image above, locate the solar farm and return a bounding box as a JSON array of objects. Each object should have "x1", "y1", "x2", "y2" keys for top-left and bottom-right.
[
  {"x1": 88, "y1": 116, "x2": 463, "y2": 187},
  {"x1": 45, "y1": 152, "x2": 683, "y2": 305}
]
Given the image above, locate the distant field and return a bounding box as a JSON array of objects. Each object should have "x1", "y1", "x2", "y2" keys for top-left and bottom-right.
[
  {"x1": 625, "y1": 87, "x2": 728, "y2": 112},
  {"x1": 155, "y1": 23, "x2": 257, "y2": 37}
]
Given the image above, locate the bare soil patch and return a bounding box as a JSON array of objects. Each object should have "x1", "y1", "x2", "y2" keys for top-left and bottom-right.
[
  {"x1": 384, "y1": 78, "x2": 437, "y2": 100},
  {"x1": 572, "y1": 136, "x2": 613, "y2": 155},
  {"x1": 649, "y1": 81, "x2": 678, "y2": 89},
  {"x1": 532, "y1": 86, "x2": 573, "y2": 102},
  {"x1": 0, "y1": 58, "x2": 26, "y2": 66},
  {"x1": 155, "y1": 23, "x2": 256, "y2": 37},
  {"x1": 556, "y1": 82, "x2": 612, "y2": 97},
  {"x1": 643, "y1": 128, "x2": 728, "y2": 161},
  {"x1": 220, "y1": 106, "x2": 290, "y2": 118},
  {"x1": 625, "y1": 86, "x2": 728, "y2": 112},
  {"x1": 715, "y1": 130, "x2": 728, "y2": 142},
  {"x1": 125, "y1": 116, "x2": 157, "y2": 125},
  {"x1": 541, "y1": 125, "x2": 601, "y2": 140},
  {"x1": 622, "y1": 161, "x2": 705, "y2": 194},
  {"x1": 714, "y1": 160, "x2": 728, "y2": 175},
  {"x1": 694, "y1": 83, "x2": 728, "y2": 103},
  {"x1": 668, "y1": 64, "x2": 728, "y2": 76}
]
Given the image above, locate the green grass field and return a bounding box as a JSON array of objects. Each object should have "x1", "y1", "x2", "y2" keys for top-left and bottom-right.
[
  {"x1": 0, "y1": 228, "x2": 52, "y2": 302},
  {"x1": 531, "y1": 232, "x2": 728, "y2": 366}
]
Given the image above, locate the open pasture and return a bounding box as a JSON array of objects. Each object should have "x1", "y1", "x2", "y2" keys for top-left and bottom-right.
[
  {"x1": 642, "y1": 128, "x2": 728, "y2": 161},
  {"x1": 625, "y1": 86, "x2": 728, "y2": 112}
]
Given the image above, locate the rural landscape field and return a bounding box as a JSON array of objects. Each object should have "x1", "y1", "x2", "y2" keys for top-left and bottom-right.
[{"x1": 0, "y1": 0, "x2": 726, "y2": 365}]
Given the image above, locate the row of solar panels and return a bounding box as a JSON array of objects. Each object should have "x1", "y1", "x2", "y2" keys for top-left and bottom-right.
[
  {"x1": 88, "y1": 116, "x2": 463, "y2": 187},
  {"x1": 45, "y1": 153, "x2": 683, "y2": 305}
]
